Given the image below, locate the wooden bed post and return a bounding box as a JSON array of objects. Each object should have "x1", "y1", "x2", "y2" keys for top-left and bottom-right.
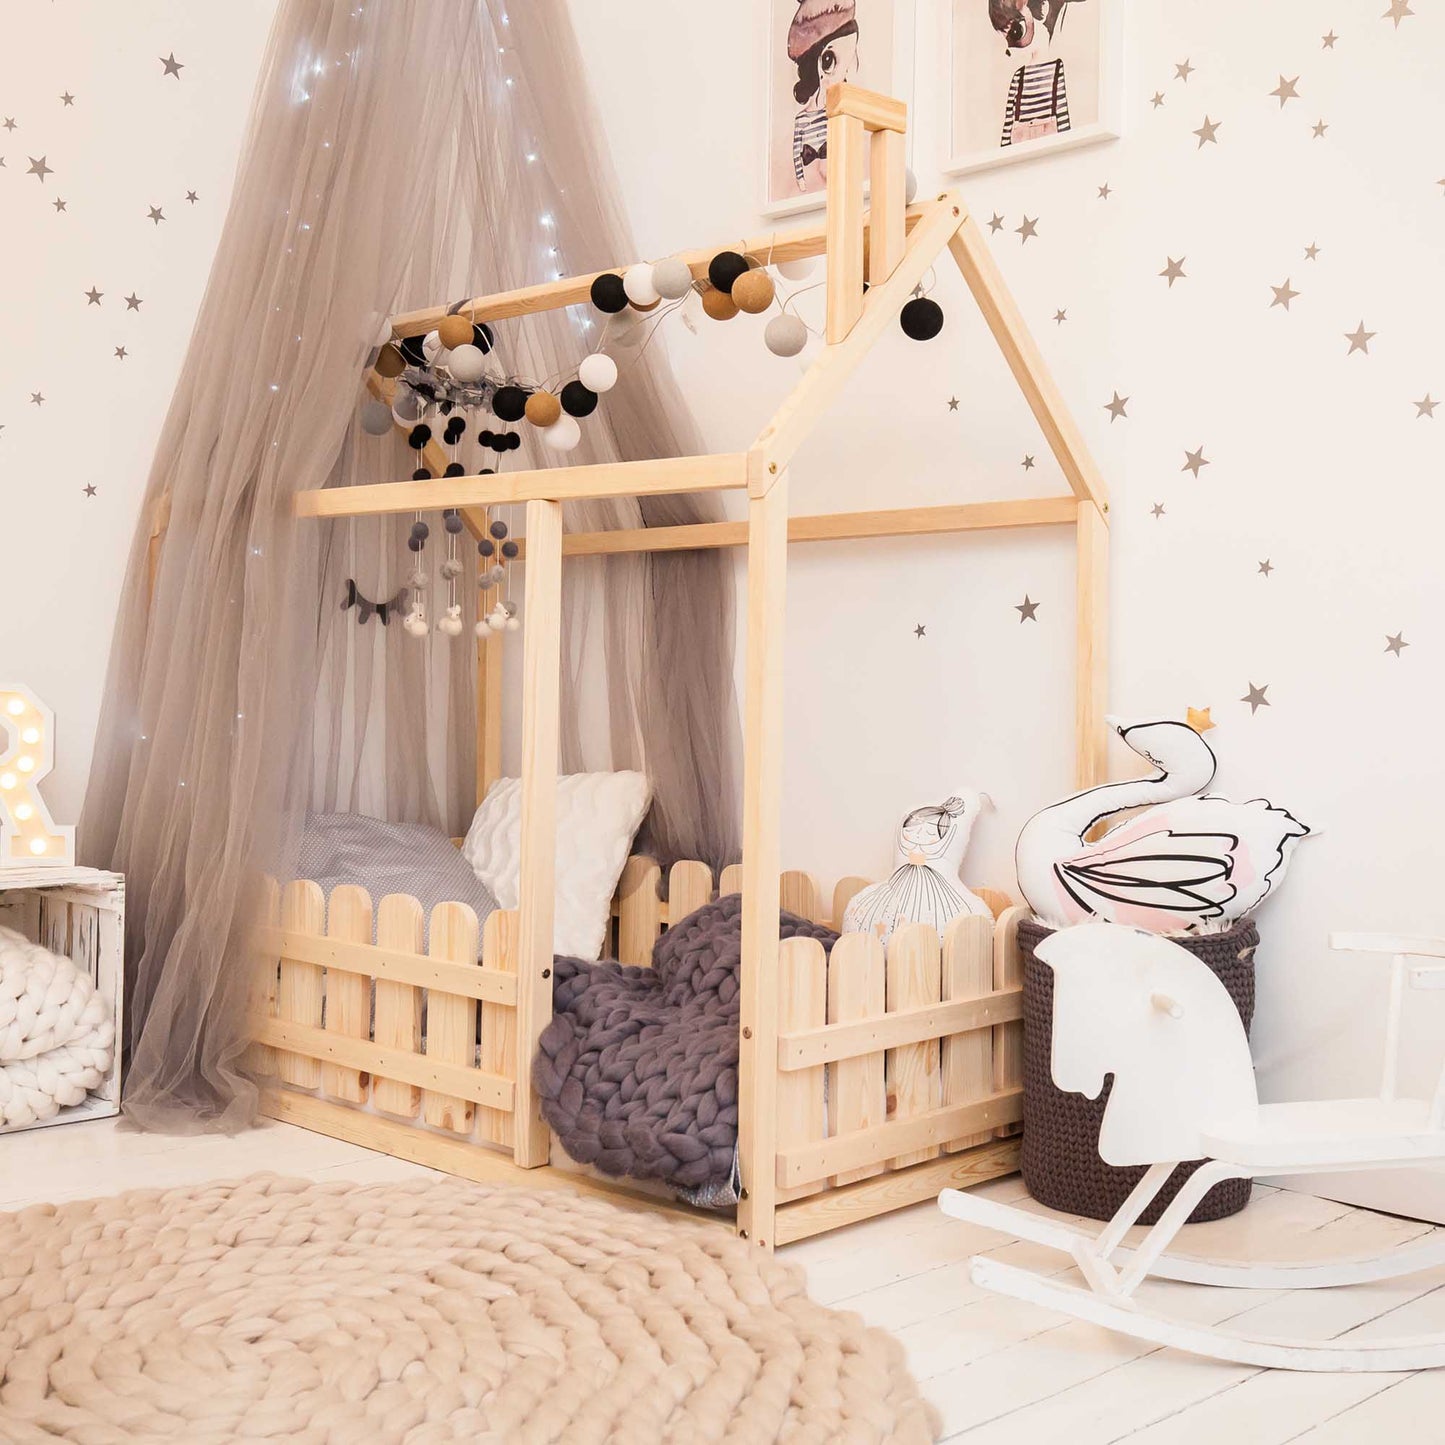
[
  {"x1": 736, "y1": 467, "x2": 790, "y2": 1254},
  {"x1": 512, "y1": 498, "x2": 563, "y2": 1169},
  {"x1": 1075, "y1": 501, "x2": 1109, "y2": 787},
  {"x1": 476, "y1": 630, "x2": 504, "y2": 807}
]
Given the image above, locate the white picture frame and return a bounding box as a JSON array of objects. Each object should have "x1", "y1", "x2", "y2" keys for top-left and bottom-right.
[
  {"x1": 763, "y1": 0, "x2": 916, "y2": 219},
  {"x1": 946, "y1": 0, "x2": 1120, "y2": 176}
]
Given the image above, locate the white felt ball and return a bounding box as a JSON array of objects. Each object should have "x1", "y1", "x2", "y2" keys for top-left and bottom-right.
[
  {"x1": 905, "y1": 167, "x2": 919, "y2": 204},
  {"x1": 651, "y1": 257, "x2": 694, "y2": 300},
  {"x1": 505, "y1": 616, "x2": 520, "y2": 632},
  {"x1": 777, "y1": 256, "x2": 816, "y2": 281},
  {"x1": 488, "y1": 608, "x2": 507, "y2": 630},
  {"x1": 541, "y1": 414, "x2": 581, "y2": 451},
  {"x1": 764, "y1": 314, "x2": 808, "y2": 358},
  {"x1": 447, "y1": 343, "x2": 486, "y2": 383},
  {"x1": 360, "y1": 399, "x2": 393, "y2": 435},
  {"x1": 475, "y1": 617, "x2": 494, "y2": 638},
  {"x1": 623, "y1": 263, "x2": 660, "y2": 308},
  {"x1": 578, "y1": 352, "x2": 618, "y2": 393},
  {"x1": 391, "y1": 386, "x2": 423, "y2": 425},
  {"x1": 422, "y1": 329, "x2": 444, "y2": 363}
]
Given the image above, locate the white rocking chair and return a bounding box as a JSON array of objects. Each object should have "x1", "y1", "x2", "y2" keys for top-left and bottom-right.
[{"x1": 939, "y1": 922, "x2": 1445, "y2": 1371}]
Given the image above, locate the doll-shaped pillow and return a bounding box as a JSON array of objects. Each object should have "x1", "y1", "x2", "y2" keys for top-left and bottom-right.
[{"x1": 842, "y1": 791, "x2": 993, "y2": 946}]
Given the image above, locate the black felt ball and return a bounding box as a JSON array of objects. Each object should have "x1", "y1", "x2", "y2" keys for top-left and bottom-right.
[
  {"x1": 412, "y1": 466, "x2": 432, "y2": 481},
  {"x1": 590, "y1": 273, "x2": 628, "y2": 314},
  {"x1": 492, "y1": 386, "x2": 529, "y2": 423},
  {"x1": 708, "y1": 250, "x2": 750, "y2": 292},
  {"x1": 408, "y1": 424, "x2": 432, "y2": 450},
  {"x1": 472, "y1": 322, "x2": 495, "y2": 353},
  {"x1": 506, "y1": 432, "x2": 522, "y2": 451},
  {"x1": 445, "y1": 513, "x2": 464, "y2": 534},
  {"x1": 399, "y1": 334, "x2": 428, "y2": 367},
  {"x1": 501, "y1": 539, "x2": 520, "y2": 559},
  {"x1": 445, "y1": 418, "x2": 466, "y2": 442},
  {"x1": 561, "y1": 379, "x2": 599, "y2": 418},
  {"x1": 480, "y1": 467, "x2": 495, "y2": 475},
  {"x1": 408, "y1": 536, "x2": 423, "y2": 553},
  {"x1": 479, "y1": 429, "x2": 495, "y2": 447},
  {"x1": 490, "y1": 519, "x2": 509, "y2": 540},
  {"x1": 900, "y1": 296, "x2": 944, "y2": 341},
  {"x1": 411, "y1": 521, "x2": 430, "y2": 540},
  {"x1": 478, "y1": 539, "x2": 496, "y2": 557},
  {"x1": 444, "y1": 462, "x2": 465, "y2": 478},
  {"x1": 491, "y1": 434, "x2": 511, "y2": 452}
]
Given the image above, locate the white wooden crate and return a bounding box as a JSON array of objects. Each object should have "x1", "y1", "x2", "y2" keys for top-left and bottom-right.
[{"x1": 0, "y1": 865, "x2": 124, "y2": 1135}]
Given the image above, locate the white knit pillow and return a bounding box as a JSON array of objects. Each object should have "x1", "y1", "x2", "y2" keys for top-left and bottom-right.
[{"x1": 463, "y1": 772, "x2": 651, "y2": 960}]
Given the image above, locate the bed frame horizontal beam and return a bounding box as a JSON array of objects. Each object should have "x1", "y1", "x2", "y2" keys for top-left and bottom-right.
[
  {"x1": 826, "y1": 83, "x2": 907, "y2": 134},
  {"x1": 294, "y1": 452, "x2": 753, "y2": 519},
  {"x1": 388, "y1": 207, "x2": 932, "y2": 337},
  {"x1": 549, "y1": 496, "x2": 1079, "y2": 557}
]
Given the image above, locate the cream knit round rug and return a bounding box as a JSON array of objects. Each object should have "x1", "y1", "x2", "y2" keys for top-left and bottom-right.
[{"x1": 0, "y1": 1174, "x2": 938, "y2": 1444}]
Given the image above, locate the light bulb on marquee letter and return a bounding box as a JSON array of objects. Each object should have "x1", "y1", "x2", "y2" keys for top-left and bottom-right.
[{"x1": 0, "y1": 685, "x2": 74, "y2": 868}]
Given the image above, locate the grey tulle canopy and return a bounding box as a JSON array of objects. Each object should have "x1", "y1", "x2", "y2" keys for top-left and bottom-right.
[{"x1": 80, "y1": 0, "x2": 742, "y2": 1132}]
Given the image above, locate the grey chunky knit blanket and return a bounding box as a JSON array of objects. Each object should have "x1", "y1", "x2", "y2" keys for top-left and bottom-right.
[{"x1": 533, "y1": 894, "x2": 838, "y2": 1197}]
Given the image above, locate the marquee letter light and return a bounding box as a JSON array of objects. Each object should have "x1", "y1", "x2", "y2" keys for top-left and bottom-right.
[{"x1": 0, "y1": 684, "x2": 75, "y2": 868}]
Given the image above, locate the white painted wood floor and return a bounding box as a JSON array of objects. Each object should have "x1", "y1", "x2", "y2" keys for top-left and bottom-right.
[{"x1": 5, "y1": 1117, "x2": 1444, "y2": 1442}]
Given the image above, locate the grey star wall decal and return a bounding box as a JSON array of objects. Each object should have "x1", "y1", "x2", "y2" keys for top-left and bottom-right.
[
  {"x1": 1385, "y1": 632, "x2": 1410, "y2": 655},
  {"x1": 1016, "y1": 216, "x2": 1039, "y2": 243},
  {"x1": 1098, "y1": 183, "x2": 1112, "y2": 200},
  {"x1": 84, "y1": 287, "x2": 102, "y2": 305},
  {"x1": 51, "y1": 198, "x2": 66, "y2": 212},
  {"x1": 1150, "y1": 502, "x2": 1166, "y2": 518},
  {"x1": 1383, "y1": 0, "x2": 1413, "y2": 27},
  {"x1": 1194, "y1": 116, "x2": 1221, "y2": 147},
  {"x1": 26, "y1": 155, "x2": 51, "y2": 181},
  {"x1": 59, "y1": 92, "x2": 74, "y2": 107},
  {"x1": 160, "y1": 52, "x2": 184, "y2": 78},
  {"x1": 114, "y1": 346, "x2": 128, "y2": 360},
  {"x1": 1415, "y1": 394, "x2": 1437, "y2": 418},
  {"x1": 124, "y1": 293, "x2": 142, "y2": 311},
  {"x1": 2, "y1": 117, "x2": 15, "y2": 131},
  {"x1": 1345, "y1": 321, "x2": 1376, "y2": 355},
  {"x1": 988, "y1": 213, "x2": 1004, "y2": 233},
  {"x1": 1104, "y1": 391, "x2": 1129, "y2": 421},
  {"x1": 1322, "y1": 30, "x2": 1338, "y2": 47},
  {"x1": 1258, "y1": 558, "x2": 1275, "y2": 576},
  {"x1": 947, "y1": 396, "x2": 959, "y2": 411},
  {"x1": 1270, "y1": 279, "x2": 1300, "y2": 309},
  {"x1": 83, "y1": 484, "x2": 97, "y2": 498},
  {"x1": 1150, "y1": 91, "x2": 1166, "y2": 108},
  {"x1": 185, "y1": 190, "x2": 199, "y2": 204},
  {"x1": 1160, "y1": 256, "x2": 1186, "y2": 286},
  {"x1": 1241, "y1": 682, "x2": 1271, "y2": 712},
  {"x1": 1053, "y1": 309, "x2": 1067, "y2": 324},
  {"x1": 1175, "y1": 59, "x2": 1195, "y2": 81},
  {"x1": 1021, "y1": 454, "x2": 1035, "y2": 470},
  {"x1": 1312, "y1": 120, "x2": 1329, "y2": 139},
  {"x1": 1304, "y1": 242, "x2": 1321, "y2": 260},
  {"x1": 1015, "y1": 595, "x2": 1040, "y2": 622},
  {"x1": 914, "y1": 624, "x2": 926, "y2": 638},
  {"x1": 1182, "y1": 445, "x2": 1210, "y2": 476},
  {"x1": 1271, "y1": 76, "x2": 1301, "y2": 107},
  {"x1": 29, "y1": 392, "x2": 44, "y2": 406},
  {"x1": 147, "y1": 206, "x2": 166, "y2": 225}
]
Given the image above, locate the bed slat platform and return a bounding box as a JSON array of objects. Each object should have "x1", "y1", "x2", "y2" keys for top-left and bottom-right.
[{"x1": 268, "y1": 83, "x2": 1109, "y2": 1249}]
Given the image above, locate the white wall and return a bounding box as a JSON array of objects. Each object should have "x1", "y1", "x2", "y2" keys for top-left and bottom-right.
[
  {"x1": 568, "y1": 0, "x2": 1445, "y2": 1207},
  {"x1": 0, "y1": 0, "x2": 277, "y2": 822}
]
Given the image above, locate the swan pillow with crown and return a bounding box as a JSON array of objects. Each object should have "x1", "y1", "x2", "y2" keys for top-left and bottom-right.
[
  {"x1": 1015, "y1": 716, "x2": 1311, "y2": 935},
  {"x1": 842, "y1": 789, "x2": 994, "y2": 946}
]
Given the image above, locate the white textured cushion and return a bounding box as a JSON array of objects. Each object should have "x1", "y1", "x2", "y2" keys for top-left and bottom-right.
[{"x1": 463, "y1": 772, "x2": 651, "y2": 960}]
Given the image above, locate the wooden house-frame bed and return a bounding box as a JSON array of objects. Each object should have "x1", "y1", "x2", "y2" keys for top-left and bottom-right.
[{"x1": 251, "y1": 86, "x2": 1110, "y2": 1252}]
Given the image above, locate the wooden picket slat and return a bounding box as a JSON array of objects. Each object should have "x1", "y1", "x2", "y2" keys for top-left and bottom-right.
[
  {"x1": 777, "y1": 936, "x2": 828, "y2": 1204},
  {"x1": 478, "y1": 908, "x2": 518, "y2": 1149},
  {"x1": 323, "y1": 885, "x2": 372, "y2": 1103},
  {"x1": 886, "y1": 923, "x2": 943, "y2": 1168},
  {"x1": 974, "y1": 886, "x2": 1013, "y2": 919},
  {"x1": 423, "y1": 902, "x2": 481, "y2": 1134},
  {"x1": 719, "y1": 862, "x2": 743, "y2": 897},
  {"x1": 276, "y1": 880, "x2": 324, "y2": 1088},
  {"x1": 247, "y1": 878, "x2": 281, "y2": 1077},
  {"x1": 667, "y1": 860, "x2": 713, "y2": 925},
  {"x1": 942, "y1": 913, "x2": 995, "y2": 1152},
  {"x1": 372, "y1": 893, "x2": 424, "y2": 1118},
  {"x1": 994, "y1": 904, "x2": 1029, "y2": 1138},
  {"x1": 831, "y1": 876, "x2": 872, "y2": 929},
  {"x1": 780, "y1": 870, "x2": 820, "y2": 924},
  {"x1": 617, "y1": 855, "x2": 662, "y2": 965},
  {"x1": 827, "y1": 931, "x2": 886, "y2": 1186}
]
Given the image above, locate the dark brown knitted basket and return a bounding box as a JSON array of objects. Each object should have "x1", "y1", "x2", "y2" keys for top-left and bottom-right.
[{"x1": 1018, "y1": 917, "x2": 1259, "y2": 1225}]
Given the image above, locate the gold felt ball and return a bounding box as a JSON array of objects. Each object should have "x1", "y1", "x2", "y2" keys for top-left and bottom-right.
[
  {"x1": 437, "y1": 314, "x2": 473, "y2": 349},
  {"x1": 525, "y1": 390, "x2": 563, "y2": 428},
  {"x1": 375, "y1": 343, "x2": 405, "y2": 379},
  {"x1": 701, "y1": 285, "x2": 739, "y2": 321},
  {"x1": 731, "y1": 268, "x2": 776, "y2": 314},
  {"x1": 628, "y1": 296, "x2": 661, "y2": 313}
]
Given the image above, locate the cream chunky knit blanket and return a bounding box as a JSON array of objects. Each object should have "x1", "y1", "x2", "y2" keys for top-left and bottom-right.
[{"x1": 0, "y1": 924, "x2": 114, "y2": 1129}]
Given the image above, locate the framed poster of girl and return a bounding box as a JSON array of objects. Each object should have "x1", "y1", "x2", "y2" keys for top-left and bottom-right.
[
  {"x1": 765, "y1": 0, "x2": 915, "y2": 218},
  {"x1": 948, "y1": 0, "x2": 1120, "y2": 174}
]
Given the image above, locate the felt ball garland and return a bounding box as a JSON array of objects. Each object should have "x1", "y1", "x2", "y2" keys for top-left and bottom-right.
[
  {"x1": 708, "y1": 250, "x2": 749, "y2": 293},
  {"x1": 398, "y1": 334, "x2": 428, "y2": 368},
  {"x1": 524, "y1": 390, "x2": 562, "y2": 428},
  {"x1": 360, "y1": 399, "x2": 393, "y2": 435},
  {"x1": 650, "y1": 257, "x2": 694, "y2": 300},
  {"x1": 900, "y1": 295, "x2": 944, "y2": 341},
  {"x1": 492, "y1": 386, "x2": 528, "y2": 423},
  {"x1": 731, "y1": 269, "x2": 775, "y2": 314},
  {"x1": 701, "y1": 285, "x2": 739, "y2": 322},
  {"x1": 577, "y1": 353, "x2": 617, "y2": 393},
  {"x1": 560, "y1": 380, "x2": 598, "y2": 417},
  {"x1": 437, "y1": 314, "x2": 473, "y2": 349},
  {"x1": 375, "y1": 343, "x2": 405, "y2": 379},
  {"x1": 590, "y1": 273, "x2": 628, "y2": 314}
]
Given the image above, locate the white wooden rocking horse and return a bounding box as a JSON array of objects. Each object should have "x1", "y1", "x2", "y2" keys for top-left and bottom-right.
[{"x1": 940, "y1": 922, "x2": 1445, "y2": 1371}]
